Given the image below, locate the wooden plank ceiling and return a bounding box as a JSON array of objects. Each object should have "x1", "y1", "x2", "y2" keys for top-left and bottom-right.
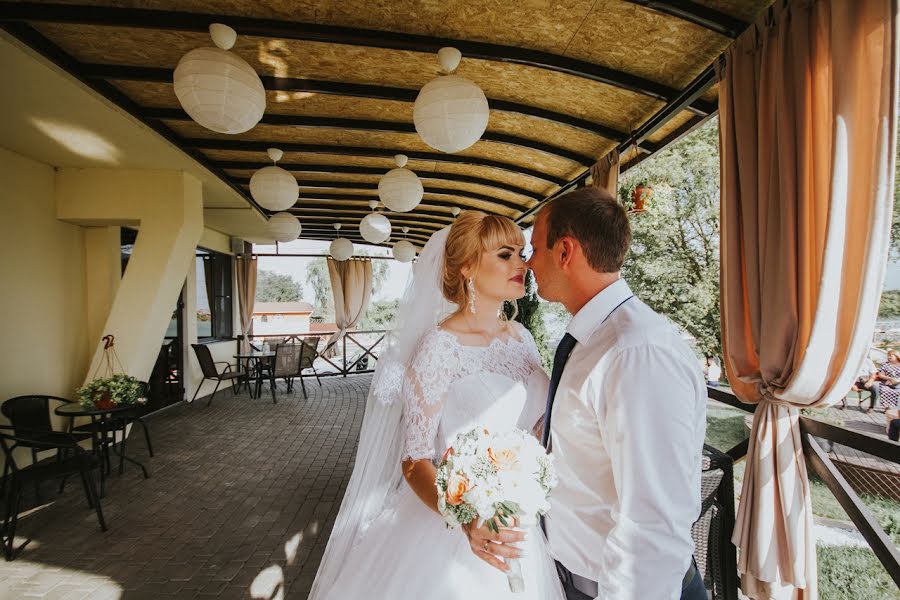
[{"x1": 0, "y1": 0, "x2": 772, "y2": 247}]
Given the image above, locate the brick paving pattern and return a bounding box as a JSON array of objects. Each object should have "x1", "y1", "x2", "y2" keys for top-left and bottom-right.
[{"x1": 0, "y1": 374, "x2": 370, "y2": 599}]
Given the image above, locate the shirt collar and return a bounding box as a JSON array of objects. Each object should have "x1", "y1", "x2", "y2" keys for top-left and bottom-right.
[{"x1": 565, "y1": 278, "x2": 633, "y2": 344}]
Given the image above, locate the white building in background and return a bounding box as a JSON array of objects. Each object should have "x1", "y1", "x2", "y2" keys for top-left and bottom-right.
[{"x1": 252, "y1": 301, "x2": 314, "y2": 335}]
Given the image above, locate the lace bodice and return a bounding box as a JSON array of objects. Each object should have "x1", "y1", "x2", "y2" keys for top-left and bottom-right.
[{"x1": 402, "y1": 324, "x2": 549, "y2": 461}]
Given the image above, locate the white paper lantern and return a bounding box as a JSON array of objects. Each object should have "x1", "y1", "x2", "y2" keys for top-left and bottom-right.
[
  {"x1": 173, "y1": 23, "x2": 266, "y2": 135},
  {"x1": 250, "y1": 148, "x2": 298, "y2": 211},
  {"x1": 392, "y1": 240, "x2": 416, "y2": 263},
  {"x1": 414, "y1": 47, "x2": 489, "y2": 153},
  {"x1": 268, "y1": 212, "x2": 301, "y2": 243},
  {"x1": 360, "y1": 212, "x2": 392, "y2": 245},
  {"x1": 330, "y1": 237, "x2": 354, "y2": 261},
  {"x1": 378, "y1": 154, "x2": 423, "y2": 212}
]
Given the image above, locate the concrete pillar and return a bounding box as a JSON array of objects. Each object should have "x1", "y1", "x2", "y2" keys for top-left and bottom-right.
[{"x1": 56, "y1": 168, "x2": 203, "y2": 383}]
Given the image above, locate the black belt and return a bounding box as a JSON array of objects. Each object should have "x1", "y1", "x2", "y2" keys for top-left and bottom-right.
[{"x1": 556, "y1": 559, "x2": 698, "y2": 597}]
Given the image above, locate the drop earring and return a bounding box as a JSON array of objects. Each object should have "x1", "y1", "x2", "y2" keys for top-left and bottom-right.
[{"x1": 467, "y1": 277, "x2": 477, "y2": 314}]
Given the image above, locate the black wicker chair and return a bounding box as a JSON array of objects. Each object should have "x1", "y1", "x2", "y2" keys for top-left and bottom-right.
[
  {"x1": 0, "y1": 425, "x2": 106, "y2": 560},
  {"x1": 191, "y1": 344, "x2": 244, "y2": 407},
  {"x1": 0, "y1": 395, "x2": 93, "y2": 501},
  {"x1": 691, "y1": 444, "x2": 739, "y2": 600}
]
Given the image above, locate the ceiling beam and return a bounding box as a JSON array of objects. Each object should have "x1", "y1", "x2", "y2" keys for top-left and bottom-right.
[
  {"x1": 292, "y1": 191, "x2": 521, "y2": 214},
  {"x1": 183, "y1": 139, "x2": 568, "y2": 186},
  {"x1": 516, "y1": 62, "x2": 721, "y2": 223},
  {"x1": 2, "y1": 2, "x2": 717, "y2": 113},
  {"x1": 216, "y1": 161, "x2": 544, "y2": 200},
  {"x1": 290, "y1": 204, "x2": 454, "y2": 223},
  {"x1": 85, "y1": 63, "x2": 647, "y2": 140},
  {"x1": 297, "y1": 220, "x2": 437, "y2": 236},
  {"x1": 233, "y1": 178, "x2": 528, "y2": 212},
  {"x1": 0, "y1": 22, "x2": 270, "y2": 218},
  {"x1": 292, "y1": 234, "x2": 427, "y2": 248},
  {"x1": 621, "y1": 0, "x2": 748, "y2": 39},
  {"x1": 144, "y1": 108, "x2": 595, "y2": 165}
]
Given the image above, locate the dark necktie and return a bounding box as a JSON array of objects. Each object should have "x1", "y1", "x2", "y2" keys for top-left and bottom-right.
[{"x1": 541, "y1": 332, "x2": 577, "y2": 448}]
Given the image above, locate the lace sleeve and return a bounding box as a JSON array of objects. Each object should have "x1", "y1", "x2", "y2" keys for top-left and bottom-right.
[{"x1": 401, "y1": 330, "x2": 454, "y2": 462}]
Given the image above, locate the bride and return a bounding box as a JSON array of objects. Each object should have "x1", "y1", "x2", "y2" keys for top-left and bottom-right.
[{"x1": 307, "y1": 211, "x2": 564, "y2": 599}]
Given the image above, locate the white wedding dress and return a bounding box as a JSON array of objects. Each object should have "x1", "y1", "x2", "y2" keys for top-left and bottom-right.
[{"x1": 318, "y1": 325, "x2": 565, "y2": 600}]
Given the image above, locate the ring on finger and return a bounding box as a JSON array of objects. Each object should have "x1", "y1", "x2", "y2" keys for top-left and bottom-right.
[{"x1": 482, "y1": 540, "x2": 489, "y2": 552}]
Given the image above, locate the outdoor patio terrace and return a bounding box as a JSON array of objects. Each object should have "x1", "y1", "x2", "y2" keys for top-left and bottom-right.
[{"x1": 0, "y1": 373, "x2": 897, "y2": 600}]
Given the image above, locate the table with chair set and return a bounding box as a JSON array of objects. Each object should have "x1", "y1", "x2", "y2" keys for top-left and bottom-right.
[
  {"x1": 0, "y1": 393, "x2": 155, "y2": 560},
  {"x1": 192, "y1": 337, "x2": 324, "y2": 406}
]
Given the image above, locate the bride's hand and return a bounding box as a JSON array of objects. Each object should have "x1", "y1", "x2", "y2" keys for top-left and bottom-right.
[{"x1": 462, "y1": 518, "x2": 526, "y2": 572}]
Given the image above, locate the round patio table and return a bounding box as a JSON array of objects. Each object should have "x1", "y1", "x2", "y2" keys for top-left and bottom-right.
[
  {"x1": 55, "y1": 402, "x2": 150, "y2": 497},
  {"x1": 234, "y1": 351, "x2": 275, "y2": 399}
]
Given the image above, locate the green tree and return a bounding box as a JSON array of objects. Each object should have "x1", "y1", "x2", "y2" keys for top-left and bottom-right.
[
  {"x1": 879, "y1": 289, "x2": 900, "y2": 318},
  {"x1": 305, "y1": 258, "x2": 334, "y2": 320},
  {"x1": 509, "y1": 271, "x2": 553, "y2": 371},
  {"x1": 370, "y1": 258, "x2": 389, "y2": 296},
  {"x1": 255, "y1": 269, "x2": 302, "y2": 303},
  {"x1": 360, "y1": 298, "x2": 400, "y2": 330},
  {"x1": 893, "y1": 132, "x2": 900, "y2": 257},
  {"x1": 619, "y1": 118, "x2": 722, "y2": 357}
]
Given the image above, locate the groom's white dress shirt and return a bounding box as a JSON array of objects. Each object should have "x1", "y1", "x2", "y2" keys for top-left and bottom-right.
[{"x1": 545, "y1": 279, "x2": 706, "y2": 600}]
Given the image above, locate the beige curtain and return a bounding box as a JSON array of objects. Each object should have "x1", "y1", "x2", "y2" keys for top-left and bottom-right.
[
  {"x1": 236, "y1": 256, "x2": 258, "y2": 354},
  {"x1": 325, "y1": 258, "x2": 373, "y2": 357},
  {"x1": 590, "y1": 148, "x2": 619, "y2": 197},
  {"x1": 718, "y1": 1, "x2": 897, "y2": 598}
]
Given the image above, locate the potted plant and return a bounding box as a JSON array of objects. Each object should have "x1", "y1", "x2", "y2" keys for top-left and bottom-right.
[{"x1": 77, "y1": 373, "x2": 145, "y2": 410}]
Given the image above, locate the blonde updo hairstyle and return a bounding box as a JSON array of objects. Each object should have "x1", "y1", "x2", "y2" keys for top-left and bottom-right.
[{"x1": 442, "y1": 210, "x2": 525, "y2": 319}]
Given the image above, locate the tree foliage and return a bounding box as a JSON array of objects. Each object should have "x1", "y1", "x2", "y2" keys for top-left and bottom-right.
[
  {"x1": 360, "y1": 299, "x2": 400, "y2": 330},
  {"x1": 509, "y1": 271, "x2": 552, "y2": 371},
  {"x1": 256, "y1": 269, "x2": 303, "y2": 303},
  {"x1": 304, "y1": 256, "x2": 390, "y2": 321},
  {"x1": 305, "y1": 258, "x2": 333, "y2": 320},
  {"x1": 879, "y1": 289, "x2": 900, "y2": 318},
  {"x1": 619, "y1": 118, "x2": 722, "y2": 356},
  {"x1": 893, "y1": 132, "x2": 900, "y2": 258}
]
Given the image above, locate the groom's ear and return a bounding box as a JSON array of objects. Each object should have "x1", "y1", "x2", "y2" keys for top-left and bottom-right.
[{"x1": 557, "y1": 237, "x2": 574, "y2": 265}]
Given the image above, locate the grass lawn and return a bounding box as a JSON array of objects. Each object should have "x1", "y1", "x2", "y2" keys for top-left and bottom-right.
[{"x1": 705, "y1": 401, "x2": 900, "y2": 599}]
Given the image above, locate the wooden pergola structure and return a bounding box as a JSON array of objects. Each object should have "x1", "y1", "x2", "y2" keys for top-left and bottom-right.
[{"x1": 0, "y1": 0, "x2": 771, "y2": 247}]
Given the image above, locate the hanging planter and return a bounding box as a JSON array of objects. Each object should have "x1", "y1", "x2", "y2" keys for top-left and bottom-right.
[
  {"x1": 77, "y1": 335, "x2": 146, "y2": 409},
  {"x1": 630, "y1": 181, "x2": 654, "y2": 212}
]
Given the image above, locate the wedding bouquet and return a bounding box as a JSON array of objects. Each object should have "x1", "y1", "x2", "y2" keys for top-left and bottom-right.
[{"x1": 435, "y1": 426, "x2": 557, "y2": 593}]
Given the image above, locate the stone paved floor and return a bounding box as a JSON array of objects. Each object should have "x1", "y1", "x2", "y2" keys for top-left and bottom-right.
[{"x1": 0, "y1": 374, "x2": 370, "y2": 599}]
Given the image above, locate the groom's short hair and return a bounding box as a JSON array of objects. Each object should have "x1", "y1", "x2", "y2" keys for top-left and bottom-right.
[{"x1": 543, "y1": 187, "x2": 631, "y2": 273}]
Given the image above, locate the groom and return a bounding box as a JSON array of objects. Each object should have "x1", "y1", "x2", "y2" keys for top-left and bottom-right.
[{"x1": 465, "y1": 187, "x2": 707, "y2": 599}]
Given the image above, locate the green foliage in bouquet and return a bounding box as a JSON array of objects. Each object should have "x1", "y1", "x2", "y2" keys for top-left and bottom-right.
[{"x1": 77, "y1": 373, "x2": 144, "y2": 409}]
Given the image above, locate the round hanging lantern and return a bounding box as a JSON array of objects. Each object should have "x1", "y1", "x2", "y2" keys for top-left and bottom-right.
[
  {"x1": 329, "y1": 224, "x2": 354, "y2": 261},
  {"x1": 414, "y1": 47, "x2": 489, "y2": 154},
  {"x1": 360, "y1": 200, "x2": 392, "y2": 244},
  {"x1": 392, "y1": 226, "x2": 416, "y2": 263},
  {"x1": 392, "y1": 240, "x2": 416, "y2": 263},
  {"x1": 378, "y1": 154, "x2": 423, "y2": 212},
  {"x1": 249, "y1": 148, "x2": 298, "y2": 211},
  {"x1": 173, "y1": 23, "x2": 266, "y2": 135},
  {"x1": 268, "y1": 212, "x2": 301, "y2": 243}
]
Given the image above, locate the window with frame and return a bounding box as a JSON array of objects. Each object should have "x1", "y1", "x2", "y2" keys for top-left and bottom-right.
[{"x1": 197, "y1": 249, "x2": 233, "y2": 340}]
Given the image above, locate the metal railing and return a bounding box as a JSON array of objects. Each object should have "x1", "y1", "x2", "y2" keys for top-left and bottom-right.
[
  {"x1": 238, "y1": 330, "x2": 386, "y2": 376},
  {"x1": 707, "y1": 386, "x2": 900, "y2": 589}
]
